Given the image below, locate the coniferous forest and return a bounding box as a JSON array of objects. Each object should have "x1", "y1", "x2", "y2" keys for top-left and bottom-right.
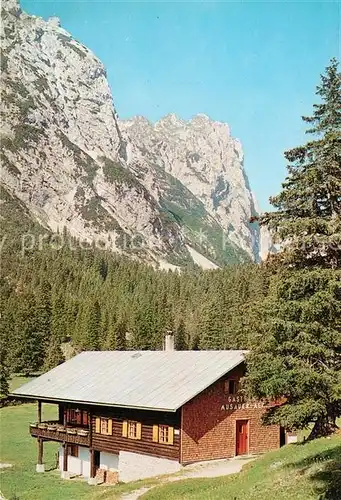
[{"x1": 0, "y1": 234, "x2": 268, "y2": 377}]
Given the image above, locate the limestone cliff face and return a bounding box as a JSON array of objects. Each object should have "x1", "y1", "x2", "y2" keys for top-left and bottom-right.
[
  {"x1": 121, "y1": 114, "x2": 263, "y2": 261},
  {"x1": 1, "y1": 0, "x2": 269, "y2": 268},
  {"x1": 0, "y1": 0, "x2": 189, "y2": 267}
]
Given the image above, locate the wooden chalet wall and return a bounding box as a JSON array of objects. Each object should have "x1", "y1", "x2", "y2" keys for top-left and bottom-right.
[
  {"x1": 181, "y1": 365, "x2": 281, "y2": 463},
  {"x1": 59, "y1": 404, "x2": 181, "y2": 461},
  {"x1": 91, "y1": 406, "x2": 181, "y2": 460}
]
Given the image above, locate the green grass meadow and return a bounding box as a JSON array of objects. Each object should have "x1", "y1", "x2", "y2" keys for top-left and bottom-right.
[
  {"x1": 0, "y1": 403, "x2": 157, "y2": 500},
  {"x1": 142, "y1": 431, "x2": 341, "y2": 500},
  {"x1": 1, "y1": 397, "x2": 340, "y2": 500}
]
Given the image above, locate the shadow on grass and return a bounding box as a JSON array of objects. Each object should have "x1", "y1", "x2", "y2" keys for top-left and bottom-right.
[
  {"x1": 287, "y1": 443, "x2": 341, "y2": 500},
  {"x1": 45, "y1": 466, "x2": 58, "y2": 472}
]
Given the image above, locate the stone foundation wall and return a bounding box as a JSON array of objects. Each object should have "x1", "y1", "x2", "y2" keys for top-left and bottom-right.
[{"x1": 118, "y1": 450, "x2": 181, "y2": 482}]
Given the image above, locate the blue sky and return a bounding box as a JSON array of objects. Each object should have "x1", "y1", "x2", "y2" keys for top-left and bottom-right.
[{"x1": 23, "y1": 0, "x2": 340, "y2": 210}]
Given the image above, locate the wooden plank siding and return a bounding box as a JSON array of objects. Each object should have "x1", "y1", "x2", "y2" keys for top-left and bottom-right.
[
  {"x1": 51, "y1": 404, "x2": 181, "y2": 461},
  {"x1": 92, "y1": 419, "x2": 179, "y2": 460},
  {"x1": 90, "y1": 406, "x2": 181, "y2": 461}
]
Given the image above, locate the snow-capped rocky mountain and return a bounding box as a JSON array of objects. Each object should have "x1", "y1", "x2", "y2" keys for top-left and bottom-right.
[{"x1": 1, "y1": 0, "x2": 270, "y2": 268}]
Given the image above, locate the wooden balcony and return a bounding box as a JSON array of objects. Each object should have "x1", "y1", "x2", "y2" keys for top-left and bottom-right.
[{"x1": 29, "y1": 421, "x2": 90, "y2": 446}]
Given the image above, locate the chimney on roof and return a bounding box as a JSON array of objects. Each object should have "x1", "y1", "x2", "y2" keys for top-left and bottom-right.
[{"x1": 164, "y1": 333, "x2": 175, "y2": 351}]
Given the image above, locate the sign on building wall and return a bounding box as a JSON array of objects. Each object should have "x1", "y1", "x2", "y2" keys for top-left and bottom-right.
[{"x1": 221, "y1": 395, "x2": 267, "y2": 411}]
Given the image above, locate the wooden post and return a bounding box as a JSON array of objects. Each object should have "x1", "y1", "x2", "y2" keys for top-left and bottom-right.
[
  {"x1": 58, "y1": 405, "x2": 64, "y2": 425},
  {"x1": 38, "y1": 438, "x2": 43, "y2": 464},
  {"x1": 63, "y1": 442, "x2": 68, "y2": 472},
  {"x1": 89, "y1": 448, "x2": 95, "y2": 478},
  {"x1": 87, "y1": 448, "x2": 98, "y2": 485},
  {"x1": 36, "y1": 438, "x2": 45, "y2": 472},
  {"x1": 89, "y1": 410, "x2": 92, "y2": 447},
  {"x1": 38, "y1": 401, "x2": 42, "y2": 424},
  {"x1": 60, "y1": 442, "x2": 69, "y2": 479},
  {"x1": 180, "y1": 407, "x2": 183, "y2": 464}
]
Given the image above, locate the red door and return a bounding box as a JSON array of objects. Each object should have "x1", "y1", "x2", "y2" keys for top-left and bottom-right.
[{"x1": 236, "y1": 420, "x2": 249, "y2": 455}]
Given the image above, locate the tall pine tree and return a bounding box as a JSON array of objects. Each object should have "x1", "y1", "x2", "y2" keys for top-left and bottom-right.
[
  {"x1": 175, "y1": 318, "x2": 188, "y2": 350},
  {"x1": 44, "y1": 337, "x2": 64, "y2": 371},
  {"x1": 198, "y1": 295, "x2": 225, "y2": 349},
  {"x1": 9, "y1": 292, "x2": 44, "y2": 375},
  {"x1": 115, "y1": 319, "x2": 127, "y2": 350},
  {"x1": 245, "y1": 59, "x2": 341, "y2": 438},
  {"x1": 35, "y1": 279, "x2": 52, "y2": 351}
]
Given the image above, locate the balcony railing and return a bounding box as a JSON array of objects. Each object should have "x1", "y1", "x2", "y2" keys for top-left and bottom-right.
[{"x1": 29, "y1": 421, "x2": 90, "y2": 446}]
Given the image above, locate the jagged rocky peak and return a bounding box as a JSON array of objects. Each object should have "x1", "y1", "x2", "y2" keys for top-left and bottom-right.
[
  {"x1": 157, "y1": 113, "x2": 186, "y2": 127},
  {"x1": 46, "y1": 16, "x2": 61, "y2": 27},
  {"x1": 121, "y1": 114, "x2": 263, "y2": 261}
]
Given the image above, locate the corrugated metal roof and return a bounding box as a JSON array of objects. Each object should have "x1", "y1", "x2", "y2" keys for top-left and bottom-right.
[{"x1": 11, "y1": 350, "x2": 246, "y2": 412}]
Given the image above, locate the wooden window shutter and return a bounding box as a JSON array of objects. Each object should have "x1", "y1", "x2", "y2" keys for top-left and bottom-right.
[
  {"x1": 168, "y1": 426, "x2": 174, "y2": 445},
  {"x1": 108, "y1": 419, "x2": 113, "y2": 435},
  {"x1": 136, "y1": 423, "x2": 142, "y2": 440},
  {"x1": 122, "y1": 421, "x2": 128, "y2": 438},
  {"x1": 152, "y1": 425, "x2": 159, "y2": 443},
  {"x1": 95, "y1": 417, "x2": 100, "y2": 433},
  {"x1": 83, "y1": 411, "x2": 89, "y2": 426}
]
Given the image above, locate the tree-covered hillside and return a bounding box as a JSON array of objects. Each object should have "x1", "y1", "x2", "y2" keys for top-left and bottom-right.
[{"x1": 0, "y1": 186, "x2": 268, "y2": 380}]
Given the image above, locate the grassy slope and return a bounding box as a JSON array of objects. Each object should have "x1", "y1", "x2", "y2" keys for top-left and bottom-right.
[
  {"x1": 142, "y1": 434, "x2": 341, "y2": 500},
  {"x1": 0, "y1": 404, "x2": 157, "y2": 500}
]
